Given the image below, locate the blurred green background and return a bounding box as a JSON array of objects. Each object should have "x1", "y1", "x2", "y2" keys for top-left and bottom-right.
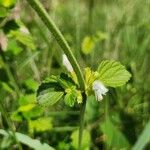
[{"x1": 0, "y1": 0, "x2": 150, "y2": 149}]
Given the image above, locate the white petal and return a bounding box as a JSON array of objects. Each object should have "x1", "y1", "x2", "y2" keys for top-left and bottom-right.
[
  {"x1": 62, "y1": 54, "x2": 73, "y2": 72},
  {"x1": 93, "y1": 80, "x2": 108, "y2": 101},
  {"x1": 93, "y1": 80, "x2": 108, "y2": 95},
  {"x1": 95, "y1": 91, "x2": 103, "y2": 101}
]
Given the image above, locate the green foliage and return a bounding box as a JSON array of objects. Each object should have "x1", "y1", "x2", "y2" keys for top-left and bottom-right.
[
  {"x1": 85, "y1": 95, "x2": 99, "y2": 122},
  {"x1": 11, "y1": 94, "x2": 43, "y2": 121},
  {"x1": 82, "y1": 36, "x2": 95, "y2": 55},
  {"x1": 37, "y1": 73, "x2": 82, "y2": 107},
  {"x1": 95, "y1": 31, "x2": 108, "y2": 41},
  {"x1": 132, "y1": 118, "x2": 150, "y2": 150},
  {"x1": 0, "y1": 0, "x2": 150, "y2": 149},
  {"x1": 0, "y1": 0, "x2": 16, "y2": 8},
  {"x1": 64, "y1": 87, "x2": 77, "y2": 107},
  {"x1": 0, "y1": 133, "x2": 13, "y2": 149},
  {"x1": 71, "y1": 129, "x2": 91, "y2": 150},
  {"x1": 7, "y1": 39, "x2": 22, "y2": 55},
  {"x1": 57, "y1": 73, "x2": 76, "y2": 89},
  {"x1": 100, "y1": 118, "x2": 130, "y2": 149},
  {"x1": 0, "y1": 6, "x2": 7, "y2": 18},
  {"x1": 0, "y1": 82, "x2": 14, "y2": 94},
  {"x1": 57, "y1": 141, "x2": 72, "y2": 150},
  {"x1": 18, "y1": 103, "x2": 36, "y2": 112},
  {"x1": 24, "y1": 78, "x2": 38, "y2": 91},
  {"x1": 29, "y1": 117, "x2": 53, "y2": 133},
  {"x1": 98, "y1": 60, "x2": 131, "y2": 87},
  {"x1": 0, "y1": 0, "x2": 16, "y2": 20},
  {"x1": 37, "y1": 75, "x2": 65, "y2": 107},
  {"x1": 81, "y1": 31, "x2": 108, "y2": 55},
  {"x1": 11, "y1": 111, "x2": 22, "y2": 122},
  {"x1": 8, "y1": 30, "x2": 36, "y2": 50},
  {"x1": 84, "y1": 67, "x2": 98, "y2": 95},
  {"x1": 0, "y1": 129, "x2": 55, "y2": 150},
  {"x1": 18, "y1": 94, "x2": 36, "y2": 106},
  {"x1": 37, "y1": 91, "x2": 64, "y2": 107}
]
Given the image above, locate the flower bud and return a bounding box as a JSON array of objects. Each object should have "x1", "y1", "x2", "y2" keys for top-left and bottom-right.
[{"x1": 62, "y1": 54, "x2": 73, "y2": 72}]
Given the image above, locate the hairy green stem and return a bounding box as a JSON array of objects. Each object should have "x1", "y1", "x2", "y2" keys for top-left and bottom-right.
[
  {"x1": 25, "y1": 0, "x2": 85, "y2": 90},
  {"x1": 25, "y1": 0, "x2": 87, "y2": 149},
  {"x1": 78, "y1": 93, "x2": 87, "y2": 150}
]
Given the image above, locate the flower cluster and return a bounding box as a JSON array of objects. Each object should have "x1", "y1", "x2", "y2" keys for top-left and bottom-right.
[{"x1": 62, "y1": 54, "x2": 108, "y2": 102}]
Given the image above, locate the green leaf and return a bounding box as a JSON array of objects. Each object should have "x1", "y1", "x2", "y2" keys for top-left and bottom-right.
[
  {"x1": 17, "y1": 132, "x2": 55, "y2": 150},
  {"x1": 58, "y1": 73, "x2": 76, "y2": 89},
  {"x1": 100, "y1": 118, "x2": 130, "y2": 149},
  {"x1": 0, "y1": 6, "x2": 7, "y2": 18},
  {"x1": 8, "y1": 30, "x2": 35, "y2": 50},
  {"x1": 37, "y1": 90, "x2": 64, "y2": 107},
  {"x1": 28, "y1": 117, "x2": 53, "y2": 133},
  {"x1": 7, "y1": 39, "x2": 22, "y2": 55},
  {"x1": 18, "y1": 94, "x2": 36, "y2": 106},
  {"x1": 132, "y1": 118, "x2": 150, "y2": 150},
  {"x1": 18, "y1": 104, "x2": 36, "y2": 112},
  {"x1": 84, "y1": 67, "x2": 98, "y2": 95},
  {"x1": 11, "y1": 111, "x2": 22, "y2": 122},
  {"x1": 22, "y1": 106, "x2": 43, "y2": 120},
  {"x1": 86, "y1": 95, "x2": 99, "y2": 122},
  {"x1": 98, "y1": 60, "x2": 131, "y2": 87},
  {"x1": 71, "y1": 129, "x2": 91, "y2": 150},
  {"x1": 64, "y1": 87, "x2": 77, "y2": 107},
  {"x1": 0, "y1": 129, "x2": 55, "y2": 150},
  {"x1": 37, "y1": 76, "x2": 64, "y2": 107},
  {"x1": 0, "y1": 133, "x2": 12, "y2": 149},
  {"x1": 37, "y1": 74, "x2": 76, "y2": 107},
  {"x1": 1, "y1": 82, "x2": 14, "y2": 94},
  {"x1": 24, "y1": 78, "x2": 38, "y2": 91}
]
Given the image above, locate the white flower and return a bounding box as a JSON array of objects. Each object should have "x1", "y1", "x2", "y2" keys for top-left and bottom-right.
[
  {"x1": 92, "y1": 80, "x2": 108, "y2": 101},
  {"x1": 62, "y1": 54, "x2": 73, "y2": 72}
]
